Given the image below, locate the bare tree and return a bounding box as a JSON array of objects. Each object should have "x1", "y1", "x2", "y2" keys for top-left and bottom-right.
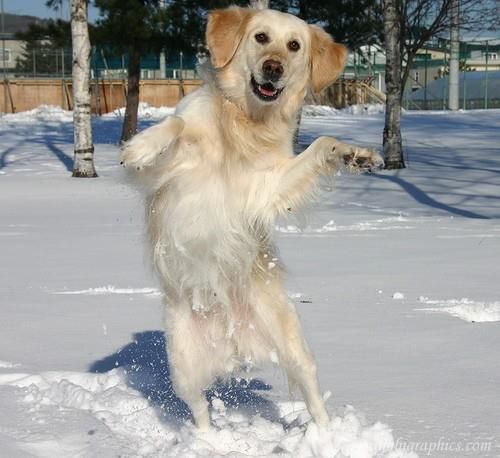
[
  {"x1": 399, "y1": 0, "x2": 498, "y2": 93},
  {"x1": 70, "y1": 0, "x2": 97, "y2": 177},
  {"x1": 382, "y1": 0, "x2": 497, "y2": 168},
  {"x1": 120, "y1": 49, "x2": 141, "y2": 143},
  {"x1": 383, "y1": 0, "x2": 404, "y2": 169}
]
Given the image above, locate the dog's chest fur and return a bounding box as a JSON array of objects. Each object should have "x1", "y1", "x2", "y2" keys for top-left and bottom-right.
[{"x1": 148, "y1": 137, "x2": 281, "y2": 309}]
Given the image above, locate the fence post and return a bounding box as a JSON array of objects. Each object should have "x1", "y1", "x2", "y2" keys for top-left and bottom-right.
[
  {"x1": 424, "y1": 53, "x2": 428, "y2": 109},
  {"x1": 5, "y1": 79, "x2": 15, "y2": 113},
  {"x1": 61, "y1": 48, "x2": 65, "y2": 78},
  {"x1": 442, "y1": 83, "x2": 447, "y2": 111}
]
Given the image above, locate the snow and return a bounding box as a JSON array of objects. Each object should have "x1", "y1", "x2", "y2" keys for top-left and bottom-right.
[
  {"x1": 276, "y1": 216, "x2": 414, "y2": 234},
  {"x1": 102, "y1": 102, "x2": 175, "y2": 120},
  {"x1": 1, "y1": 105, "x2": 74, "y2": 123},
  {"x1": 0, "y1": 357, "x2": 411, "y2": 458},
  {"x1": 1, "y1": 104, "x2": 500, "y2": 457},
  {"x1": 417, "y1": 297, "x2": 500, "y2": 323},
  {"x1": 52, "y1": 285, "x2": 162, "y2": 296},
  {"x1": 302, "y1": 104, "x2": 386, "y2": 117},
  {"x1": 0, "y1": 367, "x2": 410, "y2": 457},
  {"x1": 0, "y1": 360, "x2": 20, "y2": 369}
]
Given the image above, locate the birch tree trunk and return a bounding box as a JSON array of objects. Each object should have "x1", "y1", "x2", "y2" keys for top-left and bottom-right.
[
  {"x1": 120, "y1": 49, "x2": 141, "y2": 143},
  {"x1": 71, "y1": 0, "x2": 97, "y2": 177},
  {"x1": 382, "y1": 0, "x2": 405, "y2": 169}
]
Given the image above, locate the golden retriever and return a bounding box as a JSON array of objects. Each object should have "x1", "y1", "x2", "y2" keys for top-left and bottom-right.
[{"x1": 121, "y1": 1, "x2": 383, "y2": 431}]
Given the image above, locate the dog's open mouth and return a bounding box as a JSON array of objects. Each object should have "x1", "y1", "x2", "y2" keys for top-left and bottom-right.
[{"x1": 250, "y1": 75, "x2": 283, "y2": 102}]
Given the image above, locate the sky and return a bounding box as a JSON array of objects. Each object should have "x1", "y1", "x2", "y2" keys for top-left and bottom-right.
[
  {"x1": 3, "y1": 0, "x2": 100, "y2": 23},
  {"x1": 3, "y1": 0, "x2": 499, "y2": 38}
]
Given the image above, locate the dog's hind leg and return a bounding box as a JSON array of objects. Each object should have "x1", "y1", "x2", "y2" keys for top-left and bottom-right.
[
  {"x1": 277, "y1": 304, "x2": 329, "y2": 427},
  {"x1": 165, "y1": 309, "x2": 213, "y2": 431},
  {"x1": 252, "y1": 280, "x2": 329, "y2": 427}
]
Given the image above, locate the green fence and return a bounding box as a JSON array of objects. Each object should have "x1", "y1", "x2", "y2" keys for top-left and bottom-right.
[{"x1": 6, "y1": 47, "x2": 199, "y2": 80}]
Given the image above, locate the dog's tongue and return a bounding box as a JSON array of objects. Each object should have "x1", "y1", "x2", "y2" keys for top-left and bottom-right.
[{"x1": 259, "y1": 84, "x2": 277, "y2": 97}]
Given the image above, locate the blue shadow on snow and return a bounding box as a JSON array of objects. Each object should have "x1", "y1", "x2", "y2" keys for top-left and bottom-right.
[{"x1": 89, "y1": 330, "x2": 281, "y2": 427}]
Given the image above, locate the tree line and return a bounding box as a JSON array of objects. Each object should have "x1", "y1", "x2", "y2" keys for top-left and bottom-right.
[{"x1": 22, "y1": 0, "x2": 498, "y2": 177}]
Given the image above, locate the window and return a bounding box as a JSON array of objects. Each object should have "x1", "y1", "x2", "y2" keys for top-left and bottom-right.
[{"x1": 0, "y1": 48, "x2": 11, "y2": 62}]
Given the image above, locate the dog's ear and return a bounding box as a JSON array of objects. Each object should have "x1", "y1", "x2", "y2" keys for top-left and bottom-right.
[
  {"x1": 206, "y1": 7, "x2": 253, "y2": 69},
  {"x1": 309, "y1": 25, "x2": 348, "y2": 94}
]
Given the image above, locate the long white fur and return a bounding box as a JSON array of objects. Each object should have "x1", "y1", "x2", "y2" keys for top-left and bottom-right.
[{"x1": 121, "y1": 4, "x2": 383, "y2": 431}]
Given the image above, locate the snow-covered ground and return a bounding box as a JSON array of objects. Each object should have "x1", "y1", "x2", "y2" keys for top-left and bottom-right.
[{"x1": 1, "y1": 104, "x2": 499, "y2": 457}]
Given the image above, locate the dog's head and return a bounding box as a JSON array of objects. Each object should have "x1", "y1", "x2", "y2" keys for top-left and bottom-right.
[{"x1": 206, "y1": 5, "x2": 347, "y2": 108}]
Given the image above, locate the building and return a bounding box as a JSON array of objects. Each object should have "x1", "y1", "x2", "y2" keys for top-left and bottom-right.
[{"x1": 0, "y1": 13, "x2": 49, "y2": 77}]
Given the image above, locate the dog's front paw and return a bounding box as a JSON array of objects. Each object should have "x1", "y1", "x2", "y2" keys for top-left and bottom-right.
[
  {"x1": 339, "y1": 145, "x2": 384, "y2": 173},
  {"x1": 312, "y1": 136, "x2": 342, "y2": 166},
  {"x1": 121, "y1": 131, "x2": 164, "y2": 170},
  {"x1": 120, "y1": 116, "x2": 184, "y2": 171}
]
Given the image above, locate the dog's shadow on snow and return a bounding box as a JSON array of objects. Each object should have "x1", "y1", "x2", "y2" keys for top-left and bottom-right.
[{"x1": 89, "y1": 330, "x2": 281, "y2": 427}]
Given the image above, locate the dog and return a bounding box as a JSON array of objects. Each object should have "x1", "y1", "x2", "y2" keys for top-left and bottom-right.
[{"x1": 121, "y1": 1, "x2": 383, "y2": 431}]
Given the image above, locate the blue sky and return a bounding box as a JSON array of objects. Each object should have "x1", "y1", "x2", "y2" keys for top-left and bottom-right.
[
  {"x1": 5, "y1": 1, "x2": 499, "y2": 39},
  {"x1": 4, "y1": 0, "x2": 100, "y2": 22}
]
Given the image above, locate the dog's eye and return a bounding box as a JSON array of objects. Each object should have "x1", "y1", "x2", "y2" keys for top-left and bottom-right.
[
  {"x1": 255, "y1": 33, "x2": 269, "y2": 44},
  {"x1": 287, "y1": 40, "x2": 300, "y2": 52}
]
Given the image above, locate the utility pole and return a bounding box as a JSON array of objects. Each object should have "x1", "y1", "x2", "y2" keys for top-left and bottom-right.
[
  {"x1": 159, "y1": 0, "x2": 166, "y2": 78},
  {"x1": 448, "y1": 0, "x2": 460, "y2": 110},
  {"x1": 1, "y1": 0, "x2": 6, "y2": 114},
  {"x1": 484, "y1": 40, "x2": 489, "y2": 109},
  {"x1": 60, "y1": 3, "x2": 65, "y2": 78}
]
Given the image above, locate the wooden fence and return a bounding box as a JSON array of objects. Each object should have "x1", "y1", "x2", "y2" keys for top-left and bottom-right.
[
  {"x1": 0, "y1": 78, "x2": 203, "y2": 114},
  {"x1": 306, "y1": 77, "x2": 386, "y2": 106},
  {"x1": 1, "y1": 77, "x2": 384, "y2": 114}
]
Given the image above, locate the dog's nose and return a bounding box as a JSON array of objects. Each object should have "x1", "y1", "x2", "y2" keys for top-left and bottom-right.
[{"x1": 262, "y1": 59, "x2": 284, "y2": 82}]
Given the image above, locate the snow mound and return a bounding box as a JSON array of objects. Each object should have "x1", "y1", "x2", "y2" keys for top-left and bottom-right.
[
  {"x1": 1, "y1": 102, "x2": 382, "y2": 125},
  {"x1": 2, "y1": 105, "x2": 73, "y2": 123},
  {"x1": 302, "y1": 104, "x2": 385, "y2": 117},
  {"x1": 302, "y1": 105, "x2": 340, "y2": 117},
  {"x1": 340, "y1": 104, "x2": 385, "y2": 115},
  {"x1": 103, "y1": 102, "x2": 175, "y2": 120},
  {"x1": 276, "y1": 217, "x2": 413, "y2": 234},
  {"x1": 417, "y1": 297, "x2": 500, "y2": 322},
  {"x1": 0, "y1": 360, "x2": 20, "y2": 369},
  {"x1": 0, "y1": 370, "x2": 415, "y2": 457},
  {"x1": 392, "y1": 292, "x2": 405, "y2": 300},
  {"x1": 2, "y1": 102, "x2": 174, "y2": 124},
  {"x1": 52, "y1": 285, "x2": 161, "y2": 297}
]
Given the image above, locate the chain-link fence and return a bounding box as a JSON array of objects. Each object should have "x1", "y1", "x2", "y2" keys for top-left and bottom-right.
[
  {"x1": 402, "y1": 38, "x2": 500, "y2": 110},
  {"x1": 2, "y1": 46, "x2": 200, "y2": 80}
]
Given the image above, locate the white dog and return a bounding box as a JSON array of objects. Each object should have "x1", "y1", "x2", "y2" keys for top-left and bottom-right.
[{"x1": 121, "y1": 1, "x2": 383, "y2": 430}]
